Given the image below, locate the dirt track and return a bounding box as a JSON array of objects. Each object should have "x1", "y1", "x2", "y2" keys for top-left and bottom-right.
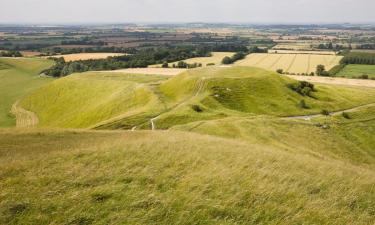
[
  {"x1": 11, "y1": 101, "x2": 39, "y2": 128},
  {"x1": 287, "y1": 75, "x2": 375, "y2": 88}
]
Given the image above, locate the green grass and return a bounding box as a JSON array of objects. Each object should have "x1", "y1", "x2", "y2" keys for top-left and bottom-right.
[
  {"x1": 0, "y1": 57, "x2": 54, "y2": 127},
  {"x1": 21, "y1": 72, "x2": 169, "y2": 128},
  {"x1": 336, "y1": 64, "x2": 375, "y2": 78},
  {"x1": 1, "y1": 128, "x2": 375, "y2": 224},
  {"x1": 22, "y1": 66, "x2": 375, "y2": 130}
]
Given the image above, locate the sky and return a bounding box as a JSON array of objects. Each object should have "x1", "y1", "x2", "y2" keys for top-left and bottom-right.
[{"x1": 1, "y1": 0, "x2": 375, "y2": 24}]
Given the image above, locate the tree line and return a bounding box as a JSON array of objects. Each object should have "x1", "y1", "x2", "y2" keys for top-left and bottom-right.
[{"x1": 43, "y1": 45, "x2": 233, "y2": 77}]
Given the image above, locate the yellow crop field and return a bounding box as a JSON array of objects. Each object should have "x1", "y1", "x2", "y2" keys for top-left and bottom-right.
[
  {"x1": 268, "y1": 50, "x2": 336, "y2": 55},
  {"x1": 49, "y1": 53, "x2": 125, "y2": 62},
  {"x1": 151, "y1": 52, "x2": 235, "y2": 68},
  {"x1": 236, "y1": 53, "x2": 343, "y2": 74}
]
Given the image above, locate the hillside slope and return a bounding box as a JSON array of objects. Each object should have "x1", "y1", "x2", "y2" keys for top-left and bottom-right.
[
  {"x1": 1, "y1": 129, "x2": 375, "y2": 225},
  {"x1": 21, "y1": 66, "x2": 375, "y2": 129},
  {"x1": 0, "y1": 58, "x2": 54, "y2": 127}
]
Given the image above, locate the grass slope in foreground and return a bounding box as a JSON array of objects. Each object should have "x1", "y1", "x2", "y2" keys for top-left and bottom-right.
[
  {"x1": 21, "y1": 66, "x2": 375, "y2": 129},
  {"x1": 336, "y1": 64, "x2": 375, "y2": 79},
  {"x1": 1, "y1": 129, "x2": 375, "y2": 225},
  {"x1": 0, "y1": 57, "x2": 54, "y2": 127}
]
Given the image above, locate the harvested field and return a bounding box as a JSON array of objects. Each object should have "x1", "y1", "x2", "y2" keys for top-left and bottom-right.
[
  {"x1": 20, "y1": 51, "x2": 42, "y2": 57},
  {"x1": 49, "y1": 53, "x2": 125, "y2": 61},
  {"x1": 287, "y1": 75, "x2": 375, "y2": 88},
  {"x1": 151, "y1": 52, "x2": 235, "y2": 68},
  {"x1": 268, "y1": 50, "x2": 336, "y2": 55},
  {"x1": 102, "y1": 68, "x2": 187, "y2": 76},
  {"x1": 236, "y1": 53, "x2": 343, "y2": 74}
]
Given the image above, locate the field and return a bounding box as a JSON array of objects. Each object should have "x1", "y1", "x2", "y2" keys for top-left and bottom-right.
[
  {"x1": 236, "y1": 53, "x2": 343, "y2": 74},
  {"x1": 287, "y1": 75, "x2": 375, "y2": 88},
  {"x1": 336, "y1": 64, "x2": 375, "y2": 79},
  {"x1": 151, "y1": 52, "x2": 235, "y2": 68},
  {"x1": 48, "y1": 53, "x2": 125, "y2": 62},
  {"x1": 268, "y1": 50, "x2": 336, "y2": 55},
  {"x1": 0, "y1": 57, "x2": 54, "y2": 127}
]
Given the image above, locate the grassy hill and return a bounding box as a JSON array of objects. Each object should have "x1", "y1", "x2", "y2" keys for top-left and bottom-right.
[
  {"x1": 21, "y1": 66, "x2": 375, "y2": 129},
  {"x1": 1, "y1": 128, "x2": 375, "y2": 225},
  {"x1": 0, "y1": 57, "x2": 54, "y2": 127},
  {"x1": 21, "y1": 72, "x2": 169, "y2": 128}
]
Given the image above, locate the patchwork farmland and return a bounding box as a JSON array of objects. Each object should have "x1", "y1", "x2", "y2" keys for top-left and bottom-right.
[{"x1": 236, "y1": 53, "x2": 343, "y2": 74}]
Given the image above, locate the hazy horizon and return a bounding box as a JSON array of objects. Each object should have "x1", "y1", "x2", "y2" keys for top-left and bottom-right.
[{"x1": 1, "y1": 0, "x2": 375, "y2": 24}]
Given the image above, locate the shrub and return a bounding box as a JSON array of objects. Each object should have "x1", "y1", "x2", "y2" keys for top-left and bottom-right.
[
  {"x1": 289, "y1": 81, "x2": 315, "y2": 97},
  {"x1": 161, "y1": 62, "x2": 169, "y2": 68},
  {"x1": 360, "y1": 74, "x2": 369, "y2": 79},
  {"x1": 206, "y1": 63, "x2": 215, "y2": 66},
  {"x1": 192, "y1": 105, "x2": 203, "y2": 112},
  {"x1": 276, "y1": 69, "x2": 283, "y2": 74},
  {"x1": 342, "y1": 112, "x2": 351, "y2": 119},
  {"x1": 321, "y1": 109, "x2": 330, "y2": 116},
  {"x1": 299, "y1": 100, "x2": 309, "y2": 109}
]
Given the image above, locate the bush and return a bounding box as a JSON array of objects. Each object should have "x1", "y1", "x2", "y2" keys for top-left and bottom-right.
[
  {"x1": 342, "y1": 112, "x2": 351, "y2": 119},
  {"x1": 299, "y1": 100, "x2": 309, "y2": 109},
  {"x1": 206, "y1": 63, "x2": 215, "y2": 66},
  {"x1": 321, "y1": 109, "x2": 330, "y2": 116},
  {"x1": 359, "y1": 74, "x2": 369, "y2": 79},
  {"x1": 289, "y1": 81, "x2": 315, "y2": 97},
  {"x1": 276, "y1": 69, "x2": 284, "y2": 74},
  {"x1": 162, "y1": 62, "x2": 169, "y2": 68},
  {"x1": 192, "y1": 105, "x2": 203, "y2": 112}
]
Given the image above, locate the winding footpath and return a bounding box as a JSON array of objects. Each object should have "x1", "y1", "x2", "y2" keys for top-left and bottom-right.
[
  {"x1": 11, "y1": 101, "x2": 39, "y2": 128},
  {"x1": 149, "y1": 78, "x2": 207, "y2": 130}
]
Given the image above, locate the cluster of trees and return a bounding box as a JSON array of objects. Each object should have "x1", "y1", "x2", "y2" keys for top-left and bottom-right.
[
  {"x1": 316, "y1": 64, "x2": 329, "y2": 76},
  {"x1": 163, "y1": 61, "x2": 202, "y2": 69},
  {"x1": 289, "y1": 81, "x2": 315, "y2": 97},
  {"x1": 341, "y1": 52, "x2": 375, "y2": 65},
  {"x1": 222, "y1": 52, "x2": 246, "y2": 64},
  {"x1": 43, "y1": 46, "x2": 214, "y2": 77},
  {"x1": 0, "y1": 50, "x2": 22, "y2": 57},
  {"x1": 41, "y1": 46, "x2": 136, "y2": 56}
]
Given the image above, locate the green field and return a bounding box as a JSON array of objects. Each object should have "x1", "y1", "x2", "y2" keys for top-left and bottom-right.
[
  {"x1": 0, "y1": 57, "x2": 54, "y2": 127},
  {"x1": 336, "y1": 64, "x2": 375, "y2": 78}
]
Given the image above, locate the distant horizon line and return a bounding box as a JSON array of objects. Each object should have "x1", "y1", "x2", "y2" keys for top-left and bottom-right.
[{"x1": 0, "y1": 22, "x2": 375, "y2": 26}]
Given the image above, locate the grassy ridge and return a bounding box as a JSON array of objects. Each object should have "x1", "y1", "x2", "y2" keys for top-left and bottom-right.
[
  {"x1": 155, "y1": 67, "x2": 375, "y2": 129},
  {"x1": 0, "y1": 58, "x2": 54, "y2": 127},
  {"x1": 1, "y1": 129, "x2": 375, "y2": 224},
  {"x1": 21, "y1": 72, "x2": 169, "y2": 128},
  {"x1": 21, "y1": 66, "x2": 375, "y2": 129}
]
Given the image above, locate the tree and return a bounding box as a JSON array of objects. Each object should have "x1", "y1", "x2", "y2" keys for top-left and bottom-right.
[
  {"x1": 222, "y1": 56, "x2": 233, "y2": 65},
  {"x1": 316, "y1": 65, "x2": 328, "y2": 76}
]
